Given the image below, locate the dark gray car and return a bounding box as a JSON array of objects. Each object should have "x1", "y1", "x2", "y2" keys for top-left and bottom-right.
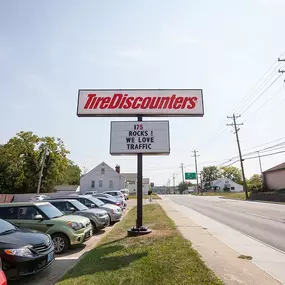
[{"x1": 45, "y1": 199, "x2": 109, "y2": 233}]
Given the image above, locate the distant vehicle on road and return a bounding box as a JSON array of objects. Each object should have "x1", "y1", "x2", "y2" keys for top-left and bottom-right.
[
  {"x1": 45, "y1": 199, "x2": 109, "y2": 233},
  {"x1": 0, "y1": 202, "x2": 92, "y2": 254},
  {"x1": 0, "y1": 258, "x2": 7, "y2": 285},
  {"x1": 50, "y1": 195, "x2": 122, "y2": 223},
  {"x1": 29, "y1": 195, "x2": 50, "y2": 202},
  {"x1": 0, "y1": 219, "x2": 55, "y2": 279}
]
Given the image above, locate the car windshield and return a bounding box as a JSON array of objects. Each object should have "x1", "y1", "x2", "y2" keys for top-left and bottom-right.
[
  {"x1": 86, "y1": 196, "x2": 105, "y2": 207},
  {"x1": 37, "y1": 203, "x2": 64, "y2": 219},
  {"x1": 70, "y1": 200, "x2": 89, "y2": 211},
  {"x1": 0, "y1": 219, "x2": 16, "y2": 234}
]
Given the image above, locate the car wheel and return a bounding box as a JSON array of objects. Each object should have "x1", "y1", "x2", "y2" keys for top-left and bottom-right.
[
  {"x1": 91, "y1": 221, "x2": 98, "y2": 233},
  {"x1": 52, "y1": 233, "x2": 69, "y2": 254}
]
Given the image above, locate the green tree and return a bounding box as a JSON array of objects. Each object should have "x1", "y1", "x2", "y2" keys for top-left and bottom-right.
[
  {"x1": 248, "y1": 174, "x2": 262, "y2": 191},
  {"x1": 220, "y1": 166, "x2": 243, "y2": 184},
  {"x1": 201, "y1": 166, "x2": 222, "y2": 183},
  {"x1": 178, "y1": 182, "x2": 189, "y2": 194},
  {"x1": 0, "y1": 132, "x2": 81, "y2": 194}
]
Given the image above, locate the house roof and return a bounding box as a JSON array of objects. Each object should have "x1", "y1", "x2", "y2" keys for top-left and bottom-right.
[
  {"x1": 54, "y1": 185, "x2": 79, "y2": 192},
  {"x1": 263, "y1": 162, "x2": 285, "y2": 173},
  {"x1": 121, "y1": 173, "x2": 137, "y2": 181},
  {"x1": 121, "y1": 173, "x2": 150, "y2": 184}
]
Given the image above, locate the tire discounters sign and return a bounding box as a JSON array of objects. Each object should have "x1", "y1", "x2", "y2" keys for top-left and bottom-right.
[
  {"x1": 77, "y1": 89, "x2": 204, "y2": 117},
  {"x1": 110, "y1": 121, "x2": 170, "y2": 155}
]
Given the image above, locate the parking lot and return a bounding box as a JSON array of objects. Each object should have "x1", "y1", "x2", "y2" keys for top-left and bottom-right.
[{"x1": 9, "y1": 201, "x2": 136, "y2": 285}]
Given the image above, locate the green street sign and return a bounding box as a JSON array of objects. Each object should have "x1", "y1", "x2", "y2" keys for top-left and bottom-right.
[{"x1": 185, "y1": 172, "x2": 196, "y2": 180}]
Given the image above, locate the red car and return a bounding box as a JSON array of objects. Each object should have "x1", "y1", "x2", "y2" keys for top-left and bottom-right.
[{"x1": 0, "y1": 259, "x2": 7, "y2": 285}]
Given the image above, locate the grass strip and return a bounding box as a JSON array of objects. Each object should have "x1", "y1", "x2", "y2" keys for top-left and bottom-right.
[
  {"x1": 57, "y1": 204, "x2": 222, "y2": 285},
  {"x1": 128, "y1": 193, "x2": 161, "y2": 200}
]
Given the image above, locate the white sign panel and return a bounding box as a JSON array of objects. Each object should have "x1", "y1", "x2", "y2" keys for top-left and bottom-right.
[
  {"x1": 77, "y1": 89, "x2": 204, "y2": 117},
  {"x1": 110, "y1": 121, "x2": 170, "y2": 155}
]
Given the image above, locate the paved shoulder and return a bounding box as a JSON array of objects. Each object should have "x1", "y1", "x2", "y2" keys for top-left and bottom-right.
[{"x1": 158, "y1": 197, "x2": 283, "y2": 285}]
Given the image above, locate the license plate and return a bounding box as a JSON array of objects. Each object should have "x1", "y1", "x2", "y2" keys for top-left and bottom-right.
[{"x1": 47, "y1": 252, "x2": 54, "y2": 263}]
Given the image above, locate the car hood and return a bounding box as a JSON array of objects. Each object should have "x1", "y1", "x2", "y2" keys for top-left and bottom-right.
[
  {"x1": 54, "y1": 214, "x2": 90, "y2": 225},
  {"x1": 0, "y1": 229, "x2": 50, "y2": 249},
  {"x1": 83, "y1": 208, "x2": 107, "y2": 215},
  {"x1": 101, "y1": 204, "x2": 121, "y2": 211}
]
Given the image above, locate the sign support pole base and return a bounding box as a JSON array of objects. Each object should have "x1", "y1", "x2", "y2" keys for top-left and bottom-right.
[{"x1": 127, "y1": 115, "x2": 152, "y2": 237}]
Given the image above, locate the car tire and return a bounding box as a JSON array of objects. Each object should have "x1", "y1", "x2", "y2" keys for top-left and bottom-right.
[
  {"x1": 107, "y1": 214, "x2": 114, "y2": 226},
  {"x1": 91, "y1": 221, "x2": 98, "y2": 234},
  {"x1": 52, "y1": 233, "x2": 69, "y2": 254}
]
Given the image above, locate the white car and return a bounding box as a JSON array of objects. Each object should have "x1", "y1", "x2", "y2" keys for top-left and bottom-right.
[
  {"x1": 120, "y1": 189, "x2": 129, "y2": 200},
  {"x1": 29, "y1": 194, "x2": 50, "y2": 202},
  {"x1": 84, "y1": 191, "x2": 98, "y2": 195}
]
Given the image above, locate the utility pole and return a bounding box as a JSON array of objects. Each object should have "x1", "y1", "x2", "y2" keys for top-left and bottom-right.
[
  {"x1": 180, "y1": 163, "x2": 185, "y2": 183},
  {"x1": 227, "y1": 114, "x2": 249, "y2": 199},
  {"x1": 172, "y1": 173, "x2": 176, "y2": 191},
  {"x1": 192, "y1": 150, "x2": 200, "y2": 193},
  {"x1": 37, "y1": 148, "x2": 49, "y2": 195}
]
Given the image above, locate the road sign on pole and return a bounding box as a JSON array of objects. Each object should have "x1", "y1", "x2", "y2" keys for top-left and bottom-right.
[{"x1": 185, "y1": 172, "x2": 196, "y2": 180}]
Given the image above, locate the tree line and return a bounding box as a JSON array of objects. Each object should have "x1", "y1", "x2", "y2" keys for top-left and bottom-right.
[{"x1": 0, "y1": 132, "x2": 81, "y2": 194}]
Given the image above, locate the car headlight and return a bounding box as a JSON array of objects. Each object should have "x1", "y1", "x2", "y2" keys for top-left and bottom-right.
[
  {"x1": 67, "y1": 221, "x2": 84, "y2": 231},
  {"x1": 5, "y1": 246, "x2": 33, "y2": 257},
  {"x1": 95, "y1": 213, "x2": 104, "y2": 217}
]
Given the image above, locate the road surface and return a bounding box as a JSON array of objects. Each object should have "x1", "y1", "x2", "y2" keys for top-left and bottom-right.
[{"x1": 166, "y1": 195, "x2": 285, "y2": 252}]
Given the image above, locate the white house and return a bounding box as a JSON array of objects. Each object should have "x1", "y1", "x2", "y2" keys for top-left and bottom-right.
[
  {"x1": 206, "y1": 178, "x2": 243, "y2": 192},
  {"x1": 80, "y1": 162, "x2": 126, "y2": 194},
  {"x1": 121, "y1": 173, "x2": 150, "y2": 195}
]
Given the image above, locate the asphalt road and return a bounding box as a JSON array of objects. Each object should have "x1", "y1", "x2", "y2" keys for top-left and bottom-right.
[{"x1": 166, "y1": 195, "x2": 285, "y2": 252}]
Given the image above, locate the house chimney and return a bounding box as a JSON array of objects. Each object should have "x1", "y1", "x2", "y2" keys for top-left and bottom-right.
[{"x1": 115, "y1": 164, "x2": 120, "y2": 173}]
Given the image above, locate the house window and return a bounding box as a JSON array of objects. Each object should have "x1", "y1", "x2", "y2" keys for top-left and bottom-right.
[
  {"x1": 101, "y1": 168, "x2": 105, "y2": 174},
  {"x1": 91, "y1": 181, "x2": 95, "y2": 189},
  {"x1": 99, "y1": 180, "x2": 103, "y2": 187},
  {"x1": 109, "y1": 180, "x2": 113, "y2": 189},
  {"x1": 231, "y1": 187, "x2": 235, "y2": 190}
]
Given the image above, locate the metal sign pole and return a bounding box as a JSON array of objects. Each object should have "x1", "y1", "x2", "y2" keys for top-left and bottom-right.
[
  {"x1": 128, "y1": 115, "x2": 152, "y2": 237},
  {"x1": 136, "y1": 115, "x2": 143, "y2": 229}
]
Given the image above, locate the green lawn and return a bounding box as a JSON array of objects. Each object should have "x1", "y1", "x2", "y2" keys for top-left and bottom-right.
[
  {"x1": 57, "y1": 204, "x2": 222, "y2": 285},
  {"x1": 128, "y1": 193, "x2": 161, "y2": 200},
  {"x1": 197, "y1": 192, "x2": 247, "y2": 200}
]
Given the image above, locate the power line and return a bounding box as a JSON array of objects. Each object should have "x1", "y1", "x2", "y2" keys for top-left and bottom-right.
[
  {"x1": 244, "y1": 150, "x2": 285, "y2": 161},
  {"x1": 240, "y1": 73, "x2": 283, "y2": 115}
]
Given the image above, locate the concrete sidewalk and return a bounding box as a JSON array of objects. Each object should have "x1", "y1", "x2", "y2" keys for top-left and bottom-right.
[{"x1": 158, "y1": 198, "x2": 284, "y2": 285}]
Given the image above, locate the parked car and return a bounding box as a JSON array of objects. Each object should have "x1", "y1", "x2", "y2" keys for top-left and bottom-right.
[
  {"x1": 0, "y1": 259, "x2": 7, "y2": 285},
  {"x1": 29, "y1": 195, "x2": 50, "y2": 202},
  {"x1": 0, "y1": 219, "x2": 54, "y2": 279},
  {"x1": 45, "y1": 199, "x2": 109, "y2": 233},
  {"x1": 95, "y1": 196, "x2": 124, "y2": 210},
  {"x1": 50, "y1": 195, "x2": 122, "y2": 223},
  {"x1": 120, "y1": 189, "x2": 129, "y2": 200},
  {"x1": 103, "y1": 191, "x2": 127, "y2": 207},
  {"x1": 0, "y1": 202, "x2": 93, "y2": 254},
  {"x1": 83, "y1": 191, "x2": 97, "y2": 195},
  {"x1": 93, "y1": 194, "x2": 125, "y2": 208}
]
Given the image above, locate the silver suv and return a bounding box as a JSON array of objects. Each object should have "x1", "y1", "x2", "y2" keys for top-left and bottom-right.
[{"x1": 45, "y1": 199, "x2": 109, "y2": 233}]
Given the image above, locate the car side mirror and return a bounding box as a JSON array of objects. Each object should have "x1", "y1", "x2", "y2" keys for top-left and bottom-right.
[
  {"x1": 69, "y1": 207, "x2": 76, "y2": 212},
  {"x1": 90, "y1": 204, "x2": 95, "y2": 208},
  {"x1": 34, "y1": 214, "x2": 43, "y2": 220}
]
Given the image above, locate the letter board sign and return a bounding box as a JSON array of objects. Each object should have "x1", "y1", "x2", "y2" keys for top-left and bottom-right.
[
  {"x1": 110, "y1": 121, "x2": 170, "y2": 155},
  {"x1": 77, "y1": 89, "x2": 204, "y2": 117}
]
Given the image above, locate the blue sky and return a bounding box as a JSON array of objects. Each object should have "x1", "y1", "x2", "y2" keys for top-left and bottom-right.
[{"x1": 1, "y1": 0, "x2": 285, "y2": 185}]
